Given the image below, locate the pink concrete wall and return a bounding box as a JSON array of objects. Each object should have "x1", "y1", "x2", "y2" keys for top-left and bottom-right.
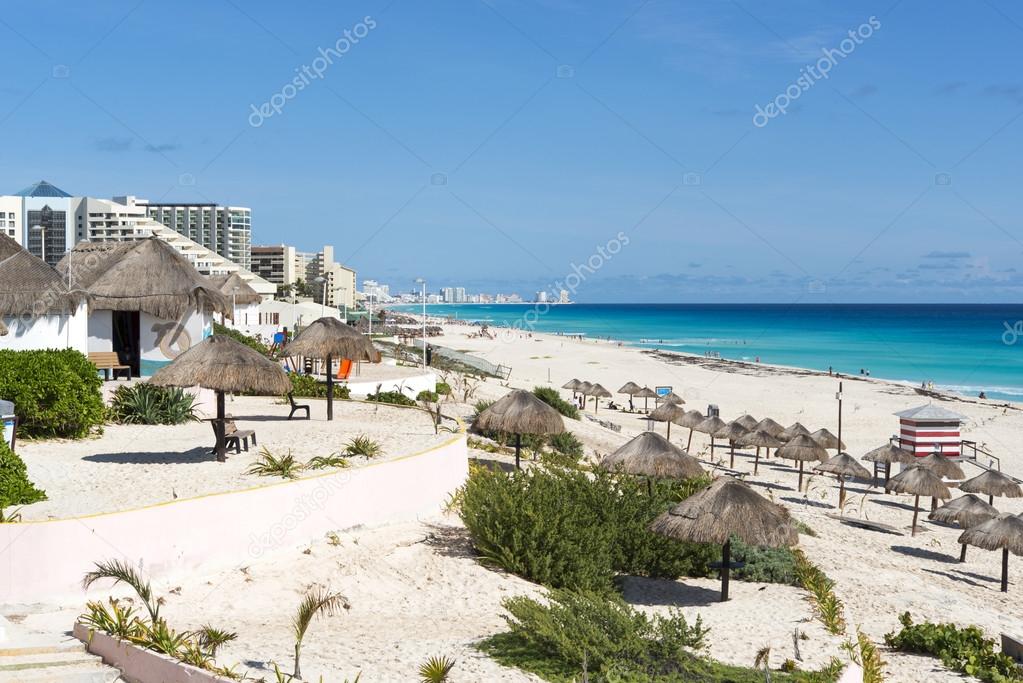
[
  {"x1": 74, "y1": 622, "x2": 231, "y2": 683},
  {"x1": 2, "y1": 435, "x2": 468, "y2": 603}
]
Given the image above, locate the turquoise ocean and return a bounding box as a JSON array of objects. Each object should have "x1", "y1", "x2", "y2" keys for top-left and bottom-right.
[{"x1": 393, "y1": 304, "x2": 1023, "y2": 402}]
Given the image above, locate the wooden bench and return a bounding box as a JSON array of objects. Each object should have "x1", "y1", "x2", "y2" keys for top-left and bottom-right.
[{"x1": 88, "y1": 352, "x2": 131, "y2": 381}]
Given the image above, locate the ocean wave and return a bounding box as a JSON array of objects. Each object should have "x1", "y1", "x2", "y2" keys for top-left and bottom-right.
[{"x1": 935, "y1": 383, "x2": 1023, "y2": 398}]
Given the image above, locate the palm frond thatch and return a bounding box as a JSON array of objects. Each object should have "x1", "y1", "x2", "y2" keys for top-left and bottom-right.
[
  {"x1": 694, "y1": 415, "x2": 727, "y2": 435},
  {"x1": 0, "y1": 242, "x2": 84, "y2": 315},
  {"x1": 959, "y1": 470, "x2": 1023, "y2": 498},
  {"x1": 779, "y1": 422, "x2": 811, "y2": 441},
  {"x1": 753, "y1": 417, "x2": 785, "y2": 437},
  {"x1": 283, "y1": 316, "x2": 380, "y2": 362},
  {"x1": 713, "y1": 421, "x2": 749, "y2": 441},
  {"x1": 650, "y1": 476, "x2": 798, "y2": 547},
  {"x1": 929, "y1": 494, "x2": 999, "y2": 528},
  {"x1": 0, "y1": 319, "x2": 7, "y2": 336},
  {"x1": 648, "y1": 402, "x2": 688, "y2": 423},
  {"x1": 617, "y1": 381, "x2": 642, "y2": 395},
  {"x1": 916, "y1": 453, "x2": 966, "y2": 480},
  {"x1": 576, "y1": 381, "x2": 594, "y2": 395},
  {"x1": 661, "y1": 391, "x2": 685, "y2": 404},
  {"x1": 809, "y1": 428, "x2": 844, "y2": 450},
  {"x1": 562, "y1": 378, "x2": 583, "y2": 391},
  {"x1": 474, "y1": 389, "x2": 565, "y2": 435},
  {"x1": 732, "y1": 414, "x2": 759, "y2": 430},
  {"x1": 599, "y1": 431, "x2": 704, "y2": 479},
  {"x1": 813, "y1": 453, "x2": 871, "y2": 480},
  {"x1": 862, "y1": 443, "x2": 916, "y2": 465},
  {"x1": 586, "y1": 383, "x2": 612, "y2": 398},
  {"x1": 632, "y1": 386, "x2": 658, "y2": 399},
  {"x1": 737, "y1": 429, "x2": 783, "y2": 449},
  {"x1": 149, "y1": 335, "x2": 291, "y2": 395},
  {"x1": 958, "y1": 514, "x2": 1023, "y2": 555},
  {"x1": 885, "y1": 465, "x2": 951, "y2": 500},
  {"x1": 206, "y1": 272, "x2": 263, "y2": 306},
  {"x1": 776, "y1": 434, "x2": 828, "y2": 463}
]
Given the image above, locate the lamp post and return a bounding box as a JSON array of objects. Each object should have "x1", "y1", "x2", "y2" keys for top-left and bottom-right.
[
  {"x1": 415, "y1": 278, "x2": 426, "y2": 368},
  {"x1": 337, "y1": 286, "x2": 348, "y2": 321}
]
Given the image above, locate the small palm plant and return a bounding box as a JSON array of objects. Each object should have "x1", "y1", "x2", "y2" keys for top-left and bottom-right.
[
  {"x1": 247, "y1": 447, "x2": 304, "y2": 479},
  {"x1": 754, "y1": 645, "x2": 771, "y2": 682},
  {"x1": 292, "y1": 588, "x2": 350, "y2": 680},
  {"x1": 82, "y1": 559, "x2": 162, "y2": 624},
  {"x1": 344, "y1": 435, "x2": 382, "y2": 458},
  {"x1": 418, "y1": 655, "x2": 456, "y2": 682},
  {"x1": 306, "y1": 453, "x2": 350, "y2": 470}
]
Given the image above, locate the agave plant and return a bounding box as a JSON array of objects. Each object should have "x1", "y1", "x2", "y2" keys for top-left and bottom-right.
[
  {"x1": 344, "y1": 435, "x2": 382, "y2": 458},
  {"x1": 306, "y1": 453, "x2": 350, "y2": 470},
  {"x1": 247, "y1": 447, "x2": 303, "y2": 479},
  {"x1": 109, "y1": 383, "x2": 199, "y2": 425},
  {"x1": 292, "y1": 588, "x2": 350, "y2": 679},
  {"x1": 418, "y1": 655, "x2": 456, "y2": 683}
]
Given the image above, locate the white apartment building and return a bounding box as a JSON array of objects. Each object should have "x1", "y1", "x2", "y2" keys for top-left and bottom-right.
[
  {"x1": 121, "y1": 198, "x2": 252, "y2": 270},
  {"x1": 252, "y1": 244, "x2": 356, "y2": 310},
  {"x1": 0, "y1": 196, "x2": 21, "y2": 245}
]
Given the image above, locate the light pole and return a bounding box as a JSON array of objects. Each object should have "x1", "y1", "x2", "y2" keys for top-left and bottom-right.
[
  {"x1": 415, "y1": 278, "x2": 426, "y2": 368},
  {"x1": 337, "y1": 286, "x2": 348, "y2": 321}
]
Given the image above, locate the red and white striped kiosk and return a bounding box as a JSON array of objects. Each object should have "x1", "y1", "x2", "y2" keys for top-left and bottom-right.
[{"x1": 895, "y1": 404, "x2": 966, "y2": 458}]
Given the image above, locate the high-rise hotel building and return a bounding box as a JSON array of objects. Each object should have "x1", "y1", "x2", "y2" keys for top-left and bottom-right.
[{"x1": 128, "y1": 200, "x2": 252, "y2": 270}]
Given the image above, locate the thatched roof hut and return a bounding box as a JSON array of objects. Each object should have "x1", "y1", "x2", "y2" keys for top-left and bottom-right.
[
  {"x1": 207, "y1": 272, "x2": 263, "y2": 306},
  {"x1": 59, "y1": 238, "x2": 229, "y2": 319},
  {"x1": 958, "y1": 514, "x2": 1023, "y2": 591},
  {"x1": 650, "y1": 477, "x2": 798, "y2": 600},
  {"x1": 959, "y1": 470, "x2": 1022, "y2": 504},
  {"x1": 886, "y1": 466, "x2": 951, "y2": 535},
  {"x1": 0, "y1": 234, "x2": 84, "y2": 316},
  {"x1": 600, "y1": 431, "x2": 704, "y2": 480},
  {"x1": 475, "y1": 389, "x2": 565, "y2": 469}
]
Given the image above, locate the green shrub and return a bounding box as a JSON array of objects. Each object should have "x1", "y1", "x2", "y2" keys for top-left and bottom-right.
[
  {"x1": 884, "y1": 612, "x2": 1022, "y2": 683},
  {"x1": 0, "y1": 349, "x2": 105, "y2": 439},
  {"x1": 435, "y1": 382, "x2": 452, "y2": 396},
  {"x1": 212, "y1": 322, "x2": 272, "y2": 357},
  {"x1": 345, "y1": 435, "x2": 383, "y2": 458},
  {"x1": 285, "y1": 374, "x2": 350, "y2": 399},
  {"x1": 0, "y1": 439, "x2": 46, "y2": 508},
  {"x1": 548, "y1": 431, "x2": 583, "y2": 458},
  {"x1": 730, "y1": 537, "x2": 799, "y2": 585},
  {"x1": 417, "y1": 390, "x2": 440, "y2": 403},
  {"x1": 532, "y1": 386, "x2": 579, "y2": 420},
  {"x1": 472, "y1": 399, "x2": 494, "y2": 418},
  {"x1": 454, "y1": 465, "x2": 715, "y2": 591},
  {"x1": 306, "y1": 453, "x2": 351, "y2": 470},
  {"x1": 246, "y1": 447, "x2": 303, "y2": 479},
  {"x1": 109, "y1": 383, "x2": 198, "y2": 425},
  {"x1": 793, "y1": 550, "x2": 846, "y2": 635},
  {"x1": 366, "y1": 390, "x2": 416, "y2": 407}
]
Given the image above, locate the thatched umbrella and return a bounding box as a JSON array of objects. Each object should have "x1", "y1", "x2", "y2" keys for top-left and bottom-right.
[
  {"x1": 813, "y1": 453, "x2": 872, "y2": 509},
  {"x1": 600, "y1": 431, "x2": 704, "y2": 481},
  {"x1": 733, "y1": 414, "x2": 758, "y2": 430},
  {"x1": 576, "y1": 381, "x2": 594, "y2": 402},
  {"x1": 753, "y1": 417, "x2": 785, "y2": 438},
  {"x1": 283, "y1": 317, "x2": 379, "y2": 421},
  {"x1": 150, "y1": 335, "x2": 290, "y2": 462},
  {"x1": 694, "y1": 416, "x2": 727, "y2": 457},
  {"x1": 929, "y1": 495, "x2": 999, "y2": 562},
  {"x1": 586, "y1": 383, "x2": 612, "y2": 413},
  {"x1": 633, "y1": 386, "x2": 658, "y2": 412},
  {"x1": 779, "y1": 422, "x2": 811, "y2": 442},
  {"x1": 917, "y1": 453, "x2": 966, "y2": 481},
  {"x1": 648, "y1": 402, "x2": 687, "y2": 439},
  {"x1": 863, "y1": 443, "x2": 915, "y2": 486},
  {"x1": 776, "y1": 434, "x2": 827, "y2": 492},
  {"x1": 714, "y1": 421, "x2": 749, "y2": 469},
  {"x1": 650, "y1": 477, "x2": 798, "y2": 601},
  {"x1": 738, "y1": 429, "x2": 782, "y2": 475},
  {"x1": 0, "y1": 319, "x2": 7, "y2": 336},
  {"x1": 886, "y1": 466, "x2": 951, "y2": 536},
  {"x1": 958, "y1": 514, "x2": 1023, "y2": 592},
  {"x1": 809, "y1": 428, "x2": 844, "y2": 451},
  {"x1": 661, "y1": 391, "x2": 685, "y2": 405},
  {"x1": 562, "y1": 378, "x2": 583, "y2": 399},
  {"x1": 676, "y1": 409, "x2": 705, "y2": 451},
  {"x1": 475, "y1": 389, "x2": 564, "y2": 469},
  {"x1": 618, "y1": 381, "x2": 642, "y2": 411},
  {"x1": 959, "y1": 470, "x2": 1023, "y2": 506}
]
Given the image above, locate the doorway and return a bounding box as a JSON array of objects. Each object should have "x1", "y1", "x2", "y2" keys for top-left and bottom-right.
[{"x1": 112, "y1": 311, "x2": 140, "y2": 377}]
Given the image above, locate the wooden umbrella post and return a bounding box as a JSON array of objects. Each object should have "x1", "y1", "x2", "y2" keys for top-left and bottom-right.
[
  {"x1": 515, "y1": 433, "x2": 522, "y2": 470},
  {"x1": 798, "y1": 461, "x2": 805, "y2": 492},
  {"x1": 729, "y1": 442, "x2": 736, "y2": 469},
  {"x1": 911, "y1": 494, "x2": 920, "y2": 536},
  {"x1": 754, "y1": 447, "x2": 760, "y2": 475},
  {"x1": 325, "y1": 353, "x2": 334, "y2": 421},
  {"x1": 215, "y1": 390, "x2": 227, "y2": 462},
  {"x1": 666, "y1": 421, "x2": 671, "y2": 439},
  {"x1": 1002, "y1": 547, "x2": 1009, "y2": 593},
  {"x1": 687, "y1": 428, "x2": 694, "y2": 451},
  {"x1": 838, "y1": 475, "x2": 846, "y2": 509},
  {"x1": 720, "y1": 539, "x2": 731, "y2": 602},
  {"x1": 959, "y1": 544, "x2": 968, "y2": 562}
]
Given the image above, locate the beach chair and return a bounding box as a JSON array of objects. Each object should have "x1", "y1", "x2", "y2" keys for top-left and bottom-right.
[
  {"x1": 287, "y1": 392, "x2": 310, "y2": 420},
  {"x1": 223, "y1": 414, "x2": 256, "y2": 453},
  {"x1": 336, "y1": 358, "x2": 353, "y2": 380}
]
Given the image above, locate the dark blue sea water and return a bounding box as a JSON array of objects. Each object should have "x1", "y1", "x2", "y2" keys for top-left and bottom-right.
[{"x1": 394, "y1": 304, "x2": 1023, "y2": 402}]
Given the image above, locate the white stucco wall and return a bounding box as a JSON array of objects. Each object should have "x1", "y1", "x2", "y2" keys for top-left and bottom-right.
[
  {"x1": 138, "y1": 310, "x2": 212, "y2": 377},
  {"x1": 87, "y1": 309, "x2": 113, "y2": 352},
  {"x1": 0, "y1": 302, "x2": 88, "y2": 353}
]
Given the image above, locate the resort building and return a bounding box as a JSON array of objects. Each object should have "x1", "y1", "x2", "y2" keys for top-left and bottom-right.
[
  {"x1": 120, "y1": 197, "x2": 252, "y2": 270},
  {"x1": 14, "y1": 181, "x2": 78, "y2": 267},
  {"x1": 0, "y1": 195, "x2": 22, "y2": 244},
  {"x1": 0, "y1": 232, "x2": 88, "y2": 352},
  {"x1": 59, "y1": 238, "x2": 229, "y2": 377},
  {"x1": 207, "y1": 272, "x2": 263, "y2": 328},
  {"x1": 252, "y1": 243, "x2": 357, "y2": 310},
  {"x1": 251, "y1": 244, "x2": 300, "y2": 287}
]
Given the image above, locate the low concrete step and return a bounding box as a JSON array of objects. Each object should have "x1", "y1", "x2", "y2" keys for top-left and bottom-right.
[{"x1": 0, "y1": 644, "x2": 123, "y2": 682}]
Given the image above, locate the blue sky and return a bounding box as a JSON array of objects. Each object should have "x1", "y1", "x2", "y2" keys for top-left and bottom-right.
[{"x1": 1, "y1": 0, "x2": 1021, "y2": 302}]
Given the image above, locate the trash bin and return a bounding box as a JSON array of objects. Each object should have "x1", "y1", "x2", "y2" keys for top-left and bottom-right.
[
  {"x1": 707, "y1": 404, "x2": 720, "y2": 418},
  {"x1": 0, "y1": 400, "x2": 16, "y2": 452}
]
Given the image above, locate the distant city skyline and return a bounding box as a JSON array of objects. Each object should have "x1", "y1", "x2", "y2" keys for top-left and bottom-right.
[{"x1": 1, "y1": 2, "x2": 1020, "y2": 302}]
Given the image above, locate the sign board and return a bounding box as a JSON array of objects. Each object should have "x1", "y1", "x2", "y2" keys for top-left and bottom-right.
[
  {"x1": 655, "y1": 386, "x2": 673, "y2": 397},
  {"x1": 273, "y1": 331, "x2": 286, "y2": 344},
  {"x1": 0, "y1": 400, "x2": 15, "y2": 451}
]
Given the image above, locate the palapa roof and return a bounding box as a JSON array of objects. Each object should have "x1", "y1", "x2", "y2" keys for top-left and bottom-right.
[
  {"x1": 661, "y1": 392, "x2": 685, "y2": 404},
  {"x1": 675, "y1": 409, "x2": 706, "y2": 429},
  {"x1": 776, "y1": 434, "x2": 828, "y2": 463},
  {"x1": 633, "y1": 386, "x2": 658, "y2": 399},
  {"x1": 810, "y1": 428, "x2": 844, "y2": 450},
  {"x1": 617, "y1": 381, "x2": 642, "y2": 395},
  {"x1": 863, "y1": 443, "x2": 916, "y2": 465},
  {"x1": 600, "y1": 431, "x2": 704, "y2": 479},
  {"x1": 779, "y1": 422, "x2": 811, "y2": 441},
  {"x1": 283, "y1": 317, "x2": 380, "y2": 361},
  {"x1": 733, "y1": 414, "x2": 759, "y2": 430},
  {"x1": 648, "y1": 402, "x2": 688, "y2": 423},
  {"x1": 0, "y1": 319, "x2": 7, "y2": 336},
  {"x1": 754, "y1": 417, "x2": 786, "y2": 437},
  {"x1": 885, "y1": 465, "x2": 951, "y2": 500},
  {"x1": 474, "y1": 389, "x2": 565, "y2": 436},
  {"x1": 814, "y1": 453, "x2": 871, "y2": 480},
  {"x1": 562, "y1": 378, "x2": 583, "y2": 391},
  {"x1": 895, "y1": 404, "x2": 967, "y2": 422},
  {"x1": 959, "y1": 470, "x2": 1023, "y2": 499},
  {"x1": 650, "y1": 476, "x2": 799, "y2": 548},
  {"x1": 713, "y1": 421, "x2": 749, "y2": 441},
  {"x1": 958, "y1": 514, "x2": 1023, "y2": 555},
  {"x1": 738, "y1": 429, "x2": 783, "y2": 448},
  {"x1": 207, "y1": 272, "x2": 263, "y2": 306},
  {"x1": 0, "y1": 234, "x2": 84, "y2": 316},
  {"x1": 149, "y1": 334, "x2": 291, "y2": 395},
  {"x1": 916, "y1": 453, "x2": 966, "y2": 480},
  {"x1": 694, "y1": 415, "x2": 727, "y2": 435},
  {"x1": 929, "y1": 494, "x2": 998, "y2": 528},
  {"x1": 58, "y1": 238, "x2": 230, "y2": 319},
  {"x1": 586, "y1": 383, "x2": 612, "y2": 398},
  {"x1": 577, "y1": 381, "x2": 594, "y2": 394}
]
